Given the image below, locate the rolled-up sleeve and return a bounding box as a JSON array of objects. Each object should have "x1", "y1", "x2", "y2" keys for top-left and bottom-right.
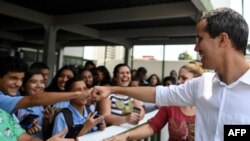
[
  {"x1": 155, "y1": 86, "x2": 169, "y2": 106},
  {"x1": 155, "y1": 79, "x2": 197, "y2": 107},
  {"x1": 0, "y1": 93, "x2": 23, "y2": 114},
  {"x1": 148, "y1": 107, "x2": 169, "y2": 133}
]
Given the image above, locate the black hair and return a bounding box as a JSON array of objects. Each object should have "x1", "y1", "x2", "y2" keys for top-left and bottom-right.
[
  {"x1": 0, "y1": 56, "x2": 28, "y2": 77},
  {"x1": 147, "y1": 74, "x2": 161, "y2": 86},
  {"x1": 95, "y1": 65, "x2": 112, "y2": 81},
  {"x1": 30, "y1": 62, "x2": 49, "y2": 70},
  {"x1": 198, "y1": 8, "x2": 249, "y2": 55},
  {"x1": 64, "y1": 76, "x2": 83, "y2": 92},
  {"x1": 162, "y1": 76, "x2": 177, "y2": 86},
  {"x1": 46, "y1": 65, "x2": 77, "y2": 92},
  {"x1": 84, "y1": 61, "x2": 96, "y2": 69}
]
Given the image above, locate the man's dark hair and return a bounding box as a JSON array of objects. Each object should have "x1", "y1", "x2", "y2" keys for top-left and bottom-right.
[
  {"x1": 198, "y1": 8, "x2": 249, "y2": 55},
  {"x1": 0, "y1": 56, "x2": 28, "y2": 77}
]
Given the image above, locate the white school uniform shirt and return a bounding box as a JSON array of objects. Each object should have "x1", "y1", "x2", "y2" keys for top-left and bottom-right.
[{"x1": 155, "y1": 70, "x2": 250, "y2": 141}]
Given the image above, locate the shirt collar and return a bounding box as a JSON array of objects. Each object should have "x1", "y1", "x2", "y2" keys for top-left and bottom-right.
[
  {"x1": 68, "y1": 104, "x2": 88, "y2": 120},
  {"x1": 0, "y1": 91, "x2": 21, "y2": 96},
  {"x1": 212, "y1": 69, "x2": 250, "y2": 86},
  {"x1": 238, "y1": 68, "x2": 250, "y2": 85}
]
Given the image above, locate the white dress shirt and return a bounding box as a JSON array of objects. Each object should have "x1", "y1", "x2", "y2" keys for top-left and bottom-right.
[{"x1": 156, "y1": 69, "x2": 250, "y2": 141}]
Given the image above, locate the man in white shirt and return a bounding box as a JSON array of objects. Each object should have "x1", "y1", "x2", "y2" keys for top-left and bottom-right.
[{"x1": 91, "y1": 7, "x2": 250, "y2": 141}]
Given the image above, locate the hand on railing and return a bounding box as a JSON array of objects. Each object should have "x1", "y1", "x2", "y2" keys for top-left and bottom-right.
[
  {"x1": 126, "y1": 112, "x2": 140, "y2": 125},
  {"x1": 103, "y1": 132, "x2": 129, "y2": 141}
]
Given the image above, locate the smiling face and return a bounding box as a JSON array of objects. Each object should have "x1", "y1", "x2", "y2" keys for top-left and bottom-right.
[
  {"x1": 0, "y1": 72, "x2": 24, "y2": 96},
  {"x1": 57, "y1": 69, "x2": 74, "y2": 91},
  {"x1": 114, "y1": 66, "x2": 131, "y2": 87},
  {"x1": 70, "y1": 80, "x2": 88, "y2": 105},
  {"x1": 24, "y1": 74, "x2": 45, "y2": 96},
  {"x1": 81, "y1": 70, "x2": 93, "y2": 88},
  {"x1": 194, "y1": 19, "x2": 220, "y2": 70}
]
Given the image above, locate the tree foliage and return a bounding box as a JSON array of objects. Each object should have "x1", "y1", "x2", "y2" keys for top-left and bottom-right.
[{"x1": 178, "y1": 51, "x2": 193, "y2": 60}]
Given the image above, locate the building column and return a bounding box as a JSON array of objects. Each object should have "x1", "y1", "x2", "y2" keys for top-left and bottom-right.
[
  {"x1": 124, "y1": 45, "x2": 133, "y2": 67},
  {"x1": 57, "y1": 46, "x2": 64, "y2": 70},
  {"x1": 43, "y1": 26, "x2": 58, "y2": 83},
  {"x1": 10, "y1": 48, "x2": 15, "y2": 56},
  {"x1": 162, "y1": 45, "x2": 166, "y2": 79}
]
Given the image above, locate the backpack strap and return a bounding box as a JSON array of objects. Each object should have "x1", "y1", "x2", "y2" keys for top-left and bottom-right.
[
  {"x1": 61, "y1": 108, "x2": 74, "y2": 129},
  {"x1": 44, "y1": 108, "x2": 73, "y2": 140}
]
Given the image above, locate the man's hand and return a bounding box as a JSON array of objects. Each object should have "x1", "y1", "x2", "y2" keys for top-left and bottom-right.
[
  {"x1": 91, "y1": 86, "x2": 111, "y2": 101},
  {"x1": 76, "y1": 88, "x2": 93, "y2": 99}
]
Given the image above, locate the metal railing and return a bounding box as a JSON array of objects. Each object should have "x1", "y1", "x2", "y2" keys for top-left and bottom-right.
[{"x1": 77, "y1": 110, "x2": 163, "y2": 141}]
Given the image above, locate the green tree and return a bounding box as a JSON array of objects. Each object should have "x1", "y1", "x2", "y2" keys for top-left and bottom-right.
[{"x1": 178, "y1": 51, "x2": 193, "y2": 60}]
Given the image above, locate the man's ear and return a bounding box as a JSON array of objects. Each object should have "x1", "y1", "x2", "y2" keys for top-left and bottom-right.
[{"x1": 218, "y1": 32, "x2": 230, "y2": 48}]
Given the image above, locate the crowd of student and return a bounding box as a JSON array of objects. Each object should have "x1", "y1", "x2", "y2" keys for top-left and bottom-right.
[
  {"x1": 0, "y1": 7, "x2": 249, "y2": 141},
  {"x1": 0, "y1": 52, "x2": 187, "y2": 140},
  {"x1": 0, "y1": 51, "x2": 202, "y2": 141}
]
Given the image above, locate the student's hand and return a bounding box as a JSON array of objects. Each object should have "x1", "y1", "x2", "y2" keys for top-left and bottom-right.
[
  {"x1": 103, "y1": 133, "x2": 128, "y2": 141},
  {"x1": 43, "y1": 105, "x2": 55, "y2": 123},
  {"x1": 26, "y1": 119, "x2": 42, "y2": 135},
  {"x1": 98, "y1": 120, "x2": 106, "y2": 131},
  {"x1": 47, "y1": 128, "x2": 76, "y2": 141},
  {"x1": 78, "y1": 111, "x2": 105, "y2": 135},
  {"x1": 91, "y1": 86, "x2": 111, "y2": 101},
  {"x1": 126, "y1": 112, "x2": 141, "y2": 125},
  {"x1": 84, "y1": 112, "x2": 104, "y2": 129}
]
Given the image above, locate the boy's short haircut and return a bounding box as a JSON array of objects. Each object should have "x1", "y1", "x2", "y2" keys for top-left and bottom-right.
[{"x1": 0, "y1": 56, "x2": 28, "y2": 77}]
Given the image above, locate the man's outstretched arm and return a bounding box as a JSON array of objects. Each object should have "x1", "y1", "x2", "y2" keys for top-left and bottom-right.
[{"x1": 92, "y1": 86, "x2": 156, "y2": 103}]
